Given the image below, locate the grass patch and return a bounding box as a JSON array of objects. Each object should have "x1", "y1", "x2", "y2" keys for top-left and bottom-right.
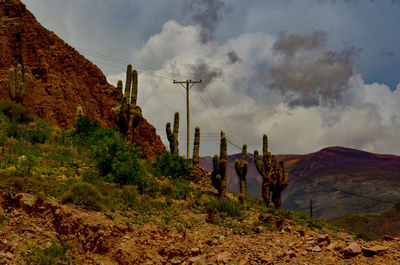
[
  {"x1": 62, "y1": 182, "x2": 105, "y2": 211},
  {"x1": 24, "y1": 240, "x2": 71, "y2": 265}
]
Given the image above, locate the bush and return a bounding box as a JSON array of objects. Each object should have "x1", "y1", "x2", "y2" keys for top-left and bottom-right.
[
  {"x1": 62, "y1": 182, "x2": 105, "y2": 211},
  {"x1": 72, "y1": 116, "x2": 99, "y2": 138},
  {"x1": 153, "y1": 152, "x2": 190, "y2": 179},
  {"x1": 4, "y1": 119, "x2": 52, "y2": 144},
  {"x1": 81, "y1": 168, "x2": 102, "y2": 184},
  {"x1": 0, "y1": 100, "x2": 34, "y2": 123},
  {"x1": 209, "y1": 198, "x2": 242, "y2": 218},
  {"x1": 25, "y1": 240, "x2": 71, "y2": 265},
  {"x1": 160, "y1": 179, "x2": 192, "y2": 200},
  {"x1": 121, "y1": 185, "x2": 139, "y2": 206},
  {"x1": 90, "y1": 131, "x2": 147, "y2": 188}
]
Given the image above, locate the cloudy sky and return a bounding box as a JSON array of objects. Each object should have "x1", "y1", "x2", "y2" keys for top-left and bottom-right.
[{"x1": 22, "y1": 0, "x2": 400, "y2": 156}]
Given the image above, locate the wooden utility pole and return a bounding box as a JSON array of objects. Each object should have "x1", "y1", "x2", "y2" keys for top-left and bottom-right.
[
  {"x1": 310, "y1": 198, "x2": 313, "y2": 218},
  {"x1": 173, "y1": 80, "x2": 202, "y2": 162}
]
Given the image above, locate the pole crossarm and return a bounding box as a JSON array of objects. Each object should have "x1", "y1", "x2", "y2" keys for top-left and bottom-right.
[{"x1": 173, "y1": 80, "x2": 202, "y2": 162}]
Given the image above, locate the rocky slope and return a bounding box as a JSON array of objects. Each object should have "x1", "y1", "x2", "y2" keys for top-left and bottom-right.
[
  {"x1": 333, "y1": 203, "x2": 400, "y2": 240},
  {"x1": 200, "y1": 146, "x2": 400, "y2": 221},
  {"x1": 0, "y1": 0, "x2": 165, "y2": 159},
  {"x1": 2, "y1": 189, "x2": 400, "y2": 264}
]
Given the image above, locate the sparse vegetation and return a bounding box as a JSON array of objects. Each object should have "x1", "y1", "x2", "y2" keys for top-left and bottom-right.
[
  {"x1": 62, "y1": 182, "x2": 105, "y2": 211},
  {"x1": 24, "y1": 240, "x2": 71, "y2": 265},
  {"x1": 153, "y1": 151, "x2": 190, "y2": 179}
]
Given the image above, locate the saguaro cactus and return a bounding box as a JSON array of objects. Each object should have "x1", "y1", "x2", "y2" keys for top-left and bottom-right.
[
  {"x1": 235, "y1": 144, "x2": 248, "y2": 200},
  {"x1": 254, "y1": 134, "x2": 275, "y2": 205},
  {"x1": 192, "y1": 126, "x2": 200, "y2": 165},
  {"x1": 9, "y1": 64, "x2": 28, "y2": 103},
  {"x1": 166, "y1": 112, "x2": 179, "y2": 154},
  {"x1": 112, "y1": 64, "x2": 141, "y2": 135},
  {"x1": 211, "y1": 134, "x2": 227, "y2": 197},
  {"x1": 271, "y1": 161, "x2": 288, "y2": 209}
]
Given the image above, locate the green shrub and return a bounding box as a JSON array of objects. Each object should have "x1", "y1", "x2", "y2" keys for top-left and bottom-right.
[
  {"x1": 25, "y1": 240, "x2": 71, "y2": 265},
  {"x1": 82, "y1": 168, "x2": 102, "y2": 184},
  {"x1": 121, "y1": 185, "x2": 139, "y2": 206},
  {"x1": 153, "y1": 152, "x2": 190, "y2": 179},
  {"x1": 72, "y1": 116, "x2": 99, "y2": 138},
  {"x1": 62, "y1": 182, "x2": 105, "y2": 211},
  {"x1": 90, "y1": 130, "x2": 147, "y2": 189},
  {"x1": 0, "y1": 100, "x2": 34, "y2": 123},
  {"x1": 4, "y1": 119, "x2": 51, "y2": 144},
  {"x1": 209, "y1": 198, "x2": 242, "y2": 218}
]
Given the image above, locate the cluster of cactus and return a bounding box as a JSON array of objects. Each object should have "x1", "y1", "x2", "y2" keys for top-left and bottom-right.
[
  {"x1": 211, "y1": 133, "x2": 227, "y2": 197},
  {"x1": 166, "y1": 112, "x2": 179, "y2": 154},
  {"x1": 192, "y1": 126, "x2": 200, "y2": 165},
  {"x1": 235, "y1": 144, "x2": 248, "y2": 202},
  {"x1": 8, "y1": 64, "x2": 29, "y2": 103},
  {"x1": 254, "y1": 134, "x2": 287, "y2": 209},
  {"x1": 112, "y1": 64, "x2": 141, "y2": 135}
]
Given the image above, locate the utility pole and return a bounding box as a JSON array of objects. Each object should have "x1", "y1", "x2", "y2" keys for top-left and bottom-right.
[{"x1": 173, "y1": 79, "x2": 202, "y2": 162}]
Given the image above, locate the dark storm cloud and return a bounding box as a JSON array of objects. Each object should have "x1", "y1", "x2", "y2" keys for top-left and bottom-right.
[
  {"x1": 269, "y1": 31, "x2": 359, "y2": 108},
  {"x1": 273, "y1": 30, "x2": 328, "y2": 56},
  {"x1": 227, "y1": 50, "x2": 241, "y2": 64},
  {"x1": 380, "y1": 48, "x2": 396, "y2": 57},
  {"x1": 183, "y1": 0, "x2": 231, "y2": 43},
  {"x1": 189, "y1": 61, "x2": 222, "y2": 89}
]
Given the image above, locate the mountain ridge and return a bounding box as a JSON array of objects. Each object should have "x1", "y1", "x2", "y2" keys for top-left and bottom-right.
[{"x1": 200, "y1": 146, "x2": 400, "y2": 220}]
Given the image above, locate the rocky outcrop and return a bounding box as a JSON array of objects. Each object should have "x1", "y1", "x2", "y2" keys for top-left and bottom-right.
[
  {"x1": 0, "y1": 0, "x2": 116, "y2": 128},
  {"x1": 0, "y1": 0, "x2": 165, "y2": 159},
  {"x1": 127, "y1": 109, "x2": 165, "y2": 159}
]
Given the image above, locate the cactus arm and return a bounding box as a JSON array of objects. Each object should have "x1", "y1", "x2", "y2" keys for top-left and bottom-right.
[
  {"x1": 116, "y1": 80, "x2": 123, "y2": 102},
  {"x1": 131, "y1": 69, "x2": 138, "y2": 105},
  {"x1": 9, "y1": 68, "x2": 15, "y2": 100},
  {"x1": 124, "y1": 64, "x2": 132, "y2": 97},
  {"x1": 254, "y1": 150, "x2": 265, "y2": 176},
  {"x1": 192, "y1": 126, "x2": 200, "y2": 165},
  {"x1": 21, "y1": 73, "x2": 28, "y2": 96},
  {"x1": 211, "y1": 135, "x2": 228, "y2": 197},
  {"x1": 220, "y1": 135, "x2": 227, "y2": 161},
  {"x1": 219, "y1": 158, "x2": 227, "y2": 197},
  {"x1": 234, "y1": 159, "x2": 241, "y2": 175},
  {"x1": 241, "y1": 144, "x2": 247, "y2": 161},
  {"x1": 242, "y1": 161, "x2": 248, "y2": 178}
]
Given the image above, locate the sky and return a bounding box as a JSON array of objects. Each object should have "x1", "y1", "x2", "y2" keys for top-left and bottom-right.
[{"x1": 21, "y1": 0, "x2": 400, "y2": 156}]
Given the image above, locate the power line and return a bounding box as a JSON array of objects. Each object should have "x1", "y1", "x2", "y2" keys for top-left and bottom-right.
[
  {"x1": 203, "y1": 88, "x2": 241, "y2": 144},
  {"x1": 75, "y1": 46, "x2": 193, "y2": 80},
  {"x1": 76, "y1": 46, "x2": 247, "y2": 153},
  {"x1": 289, "y1": 172, "x2": 393, "y2": 203}
]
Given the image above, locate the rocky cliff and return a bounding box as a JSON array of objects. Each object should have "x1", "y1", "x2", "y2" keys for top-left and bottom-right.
[{"x1": 0, "y1": 0, "x2": 164, "y2": 159}]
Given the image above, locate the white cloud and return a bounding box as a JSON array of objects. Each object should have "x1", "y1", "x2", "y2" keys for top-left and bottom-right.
[{"x1": 107, "y1": 21, "x2": 400, "y2": 156}]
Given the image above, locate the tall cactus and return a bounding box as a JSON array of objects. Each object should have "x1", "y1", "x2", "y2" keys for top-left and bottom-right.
[
  {"x1": 112, "y1": 64, "x2": 141, "y2": 135},
  {"x1": 192, "y1": 126, "x2": 200, "y2": 165},
  {"x1": 166, "y1": 112, "x2": 179, "y2": 154},
  {"x1": 211, "y1": 134, "x2": 227, "y2": 197},
  {"x1": 235, "y1": 144, "x2": 248, "y2": 199},
  {"x1": 271, "y1": 161, "x2": 288, "y2": 209},
  {"x1": 254, "y1": 134, "x2": 275, "y2": 204},
  {"x1": 9, "y1": 64, "x2": 29, "y2": 103}
]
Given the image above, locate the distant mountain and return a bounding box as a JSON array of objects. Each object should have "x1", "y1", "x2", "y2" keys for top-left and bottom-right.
[
  {"x1": 332, "y1": 203, "x2": 400, "y2": 239},
  {"x1": 200, "y1": 146, "x2": 400, "y2": 221}
]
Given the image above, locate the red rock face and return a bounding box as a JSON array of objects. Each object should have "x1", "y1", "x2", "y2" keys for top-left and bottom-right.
[{"x1": 0, "y1": 0, "x2": 165, "y2": 159}]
